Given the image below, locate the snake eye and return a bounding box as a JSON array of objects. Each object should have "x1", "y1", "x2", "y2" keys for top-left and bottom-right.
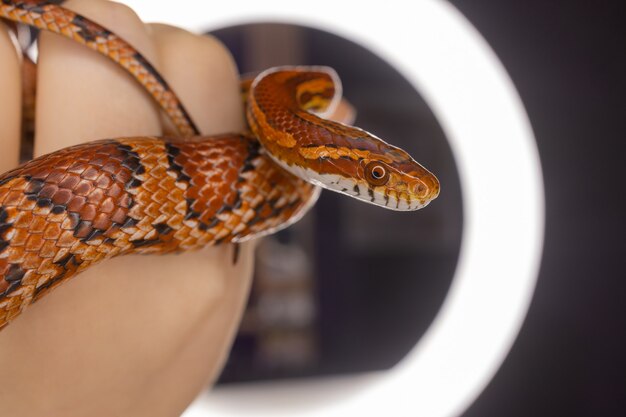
[{"x1": 365, "y1": 162, "x2": 390, "y2": 186}]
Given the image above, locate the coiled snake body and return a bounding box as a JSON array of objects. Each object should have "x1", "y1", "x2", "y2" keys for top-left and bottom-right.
[{"x1": 0, "y1": 0, "x2": 439, "y2": 329}]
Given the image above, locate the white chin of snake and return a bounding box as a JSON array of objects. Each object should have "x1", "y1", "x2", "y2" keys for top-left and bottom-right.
[{"x1": 271, "y1": 156, "x2": 428, "y2": 211}]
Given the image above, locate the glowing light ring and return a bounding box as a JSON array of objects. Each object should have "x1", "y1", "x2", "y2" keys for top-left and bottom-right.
[{"x1": 119, "y1": 1, "x2": 545, "y2": 416}]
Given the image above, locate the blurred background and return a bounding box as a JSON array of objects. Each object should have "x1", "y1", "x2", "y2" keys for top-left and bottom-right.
[
  {"x1": 201, "y1": 1, "x2": 625, "y2": 416},
  {"x1": 447, "y1": 2, "x2": 625, "y2": 416},
  {"x1": 209, "y1": 23, "x2": 463, "y2": 383},
  {"x1": 7, "y1": 0, "x2": 624, "y2": 414},
  {"x1": 103, "y1": 0, "x2": 624, "y2": 415}
]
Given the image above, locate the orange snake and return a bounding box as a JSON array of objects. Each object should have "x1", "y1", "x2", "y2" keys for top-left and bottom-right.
[{"x1": 0, "y1": 0, "x2": 439, "y2": 329}]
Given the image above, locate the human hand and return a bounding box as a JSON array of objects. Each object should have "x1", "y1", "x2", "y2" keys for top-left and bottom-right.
[{"x1": 0, "y1": 1, "x2": 252, "y2": 415}]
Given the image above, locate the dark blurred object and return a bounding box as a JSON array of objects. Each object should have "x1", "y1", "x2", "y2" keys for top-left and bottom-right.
[
  {"x1": 210, "y1": 24, "x2": 463, "y2": 383},
  {"x1": 447, "y1": 1, "x2": 626, "y2": 417}
]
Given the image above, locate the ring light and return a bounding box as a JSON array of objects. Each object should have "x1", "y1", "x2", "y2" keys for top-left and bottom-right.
[{"x1": 119, "y1": 1, "x2": 545, "y2": 416}]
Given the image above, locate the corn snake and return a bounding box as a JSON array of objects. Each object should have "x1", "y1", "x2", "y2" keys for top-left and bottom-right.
[{"x1": 0, "y1": 0, "x2": 439, "y2": 329}]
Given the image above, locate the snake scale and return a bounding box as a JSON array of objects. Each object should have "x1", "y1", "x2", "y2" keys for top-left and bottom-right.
[{"x1": 0, "y1": 0, "x2": 439, "y2": 330}]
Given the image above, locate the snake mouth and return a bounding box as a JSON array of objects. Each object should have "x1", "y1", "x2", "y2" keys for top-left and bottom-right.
[{"x1": 345, "y1": 183, "x2": 433, "y2": 211}]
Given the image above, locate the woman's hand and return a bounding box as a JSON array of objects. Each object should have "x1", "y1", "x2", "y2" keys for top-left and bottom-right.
[{"x1": 0, "y1": 1, "x2": 252, "y2": 415}]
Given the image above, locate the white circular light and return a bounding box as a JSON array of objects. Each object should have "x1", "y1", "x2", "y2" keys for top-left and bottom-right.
[{"x1": 120, "y1": 1, "x2": 545, "y2": 416}]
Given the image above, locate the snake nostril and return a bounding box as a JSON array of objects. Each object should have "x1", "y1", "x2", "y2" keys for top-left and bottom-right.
[{"x1": 413, "y1": 181, "x2": 428, "y2": 198}]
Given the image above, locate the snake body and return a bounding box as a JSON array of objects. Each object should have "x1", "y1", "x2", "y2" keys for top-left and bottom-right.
[{"x1": 0, "y1": 0, "x2": 439, "y2": 329}]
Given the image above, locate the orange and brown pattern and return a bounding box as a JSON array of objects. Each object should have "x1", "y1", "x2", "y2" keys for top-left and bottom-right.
[
  {"x1": 0, "y1": 1, "x2": 439, "y2": 331},
  {"x1": 248, "y1": 68, "x2": 440, "y2": 209},
  {"x1": 0, "y1": 135, "x2": 317, "y2": 328}
]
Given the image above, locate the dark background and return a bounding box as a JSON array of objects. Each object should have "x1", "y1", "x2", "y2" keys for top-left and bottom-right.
[
  {"x1": 448, "y1": 1, "x2": 626, "y2": 416},
  {"x1": 209, "y1": 1, "x2": 626, "y2": 415},
  {"x1": 210, "y1": 23, "x2": 463, "y2": 382}
]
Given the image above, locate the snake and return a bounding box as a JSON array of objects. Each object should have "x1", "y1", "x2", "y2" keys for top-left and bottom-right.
[{"x1": 0, "y1": 0, "x2": 440, "y2": 330}]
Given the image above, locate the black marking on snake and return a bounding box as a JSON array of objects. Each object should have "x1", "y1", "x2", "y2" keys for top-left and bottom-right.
[
  {"x1": 268, "y1": 198, "x2": 300, "y2": 220},
  {"x1": 353, "y1": 184, "x2": 360, "y2": 195},
  {"x1": 383, "y1": 193, "x2": 390, "y2": 206},
  {"x1": 71, "y1": 14, "x2": 112, "y2": 43},
  {"x1": 65, "y1": 211, "x2": 80, "y2": 230},
  {"x1": 84, "y1": 229, "x2": 104, "y2": 242},
  {"x1": 115, "y1": 143, "x2": 143, "y2": 173},
  {"x1": 69, "y1": 206, "x2": 109, "y2": 243},
  {"x1": 131, "y1": 238, "x2": 161, "y2": 248},
  {"x1": 367, "y1": 187, "x2": 376, "y2": 202},
  {"x1": 74, "y1": 220, "x2": 93, "y2": 240},
  {"x1": 34, "y1": 254, "x2": 82, "y2": 299},
  {"x1": 246, "y1": 212, "x2": 264, "y2": 227},
  {"x1": 214, "y1": 236, "x2": 228, "y2": 245},
  {"x1": 216, "y1": 204, "x2": 233, "y2": 216},
  {"x1": 55, "y1": 253, "x2": 80, "y2": 269},
  {"x1": 276, "y1": 199, "x2": 301, "y2": 216},
  {"x1": 0, "y1": 171, "x2": 19, "y2": 186},
  {"x1": 302, "y1": 143, "x2": 338, "y2": 149},
  {"x1": 153, "y1": 223, "x2": 173, "y2": 235},
  {"x1": 247, "y1": 199, "x2": 299, "y2": 228},
  {"x1": 21, "y1": 176, "x2": 53, "y2": 209},
  {"x1": 128, "y1": 161, "x2": 146, "y2": 175},
  {"x1": 133, "y1": 52, "x2": 168, "y2": 88},
  {"x1": 110, "y1": 144, "x2": 142, "y2": 225},
  {"x1": 23, "y1": 176, "x2": 44, "y2": 194},
  {"x1": 121, "y1": 216, "x2": 139, "y2": 229},
  {"x1": 183, "y1": 198, "x2": 202, "y2": 222},
  {"x1": 132, "y1": 54, "x2": 200, "y2": 134},
  {"x1": 125, "y1": 178, "x2": 143, "y2": 190},
  {"x1": 51, "y1": 205, "x2": 66, "y2": 215},
  {"x1": 165, "y1": 143, "x2": 192, "y2": 183},
  {"x1": 2, "y1": 280, "x2": 22, "y2": 297},
  {"x1": 5, "y1": 264, "x2": 25, "y2": 283},
  {"x1": 242, "y1": 139, "x2": 261, "y2": 173},
  {"x1": 227, "y1": 186, "x2": 242, "y2": 213},
  {"x1": 36, "y1": 198, "x2": 52, "y2": 208},
  {"x1": 0, "y1": 264, "x2": 25, "y2": 299},
  {"x1": 0, "y1": 207, "x2": 11, "y2": 253},
  {"x1": 37, "y1": 254, "x2": 81, "y2": 297},
  {"x1": 198, "y1": 217, "x2": 220, "y2": 232},
  {"x1": 0, "y1": 176, "x2": 13, "y2": 187}
]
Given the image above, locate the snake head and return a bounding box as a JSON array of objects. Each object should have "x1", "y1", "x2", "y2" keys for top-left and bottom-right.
[
  {"x1": 355, "y1": 145, "x2": 440, "y2": 211},
  {"x1": 248, "y1": 65, "x2": 440, "y2": 211}
]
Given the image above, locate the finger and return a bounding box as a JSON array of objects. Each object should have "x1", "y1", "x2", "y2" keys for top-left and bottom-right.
[
  {"x1": 0, "y1": 1, "x2": 253, "y2": 415},
  {"x1": 0, "y1": 23, "x2": 21, "y2": 171},
  {"x1": 150, "y1": 23, "x2": 244, "y2": 135},
  {"x1": 34, "y1": 0, "x2": 162, "y2": 155},
  {"x1": 0, "y1": 0, "x2": 168, "y2": 414}
]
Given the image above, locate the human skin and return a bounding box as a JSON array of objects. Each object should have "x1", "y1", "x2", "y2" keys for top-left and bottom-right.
[{"x1": 0, "y1": 1, "x2": 254, "y2": 416}]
